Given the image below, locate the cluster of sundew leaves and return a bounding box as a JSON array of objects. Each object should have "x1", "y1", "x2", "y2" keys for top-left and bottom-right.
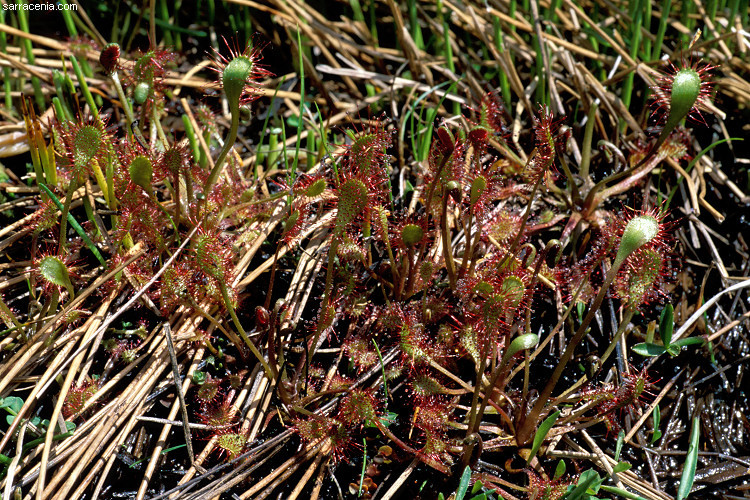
[
  {"x1": 284, "y1": 77, "x2": 695, "y2": 475},
  {"x1": 16, "y1": 33, "x2": 711, "y2": 487},
  {"x1": 289, "y1": 98, "x2": 568, "y2": 466}
]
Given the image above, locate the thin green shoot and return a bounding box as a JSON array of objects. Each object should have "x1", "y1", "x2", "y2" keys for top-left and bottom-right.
[
  {"x1": 599, "y1": 485, "x2": 649, "y2": 500},
  {"x1": 349, "y1": 0, "x2": 365, "y2": 23},
  {"x1": 15, "y1": 1, "x2": 45, "y2": 110},
  {"x1": 408, "y1": 0, "x2": 424, "y2": 51},
  {"x1": 527, "y1": 410, "x2": 560, "y2": 464},
  {"x1": 651, "y1": 405, "x2": 662, "y2": 444},
  {"x1": 38, "y1": 184, "x2": 106, "y2": 266},
  {"x1": 0, "y1": 8, "x2": 11, "y2": 112},
  {"x1": 653, "y1": 0, "x2": 673, "y2": 61},
  {"x1": 358, "y1": 438, "x2": 367, "y2": 497},
  {"x1": 158, "y1": 0, "x2": 175, "y2": 47},
  {"x1": 402, "y1": 80, "x2": 456, "y2": 163},
  {"x1": 620, "y1": 0, "x2": 644, "y2": 128},
  {"x1": 492, "y1": 17, "x2": 511, "y2": 107},
  {"x1": 676, "y1": 417, "x2": 700, "y2": 500},
  {"x1": 615, "y1": 430, "x2": 625, "y2": 461},
  {"x1": 291, "y1": 29, "x2": 306, "y2": 183},
  {"x1": 372, "y1": 339, "x2": 388, "y2": 410},
  {"x1": 255, "y1": 76, "x2": 288, "y2": 179},
  {"x1": 70, "y1": 56, "x2": 100, "y2": 122},
  {"x1": 455, "y1": 465, "x2": 472, "y2": 500}
]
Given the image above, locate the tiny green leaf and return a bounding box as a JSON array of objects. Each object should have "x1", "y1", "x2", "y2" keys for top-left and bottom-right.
[
  {"x1": 676, "y1": 417, "x2": 700, "y2": 500},
  {"x1": 666, "y1": 344, "x2": 681, "y2": 357},
  {"x1": 455, "y1": 466, "x2": 472, "y2": 500},
  {"x1": 613, "y1": 461, "x2": 632, "y2": 473},
  {"x1": 672, "y1": 337, "x2": 706, "y2": 348},
  {"x1": 0, "y1": 396, "x2": 23, "y2": 414},
  {"x1": 615, "y1": 430, "x2": 625, "y2": 461},
  {"x1": 632, "y1": 343, "x2": 667, "y2": 357},
  {"x1": 191, "y1": 371, "x2": 207, "y2": 385},
  {"x1": 651, "y1": 406, "x2": 661, "y2": 445},
  {"x1": 554, "y1": 459, "x2": 566, "y2": 480},
  {"x1": 562, "y1": 469, "x2": 602, "y2": 499},
  {"x1": 660, "y1": 304, "x2": 674, "y2": 346},
  {"x1": 527, "y1": 409, "x2": 559, "y2": 465}
]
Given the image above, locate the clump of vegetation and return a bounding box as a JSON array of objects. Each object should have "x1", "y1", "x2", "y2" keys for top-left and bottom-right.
[{"x1": 0, "y1": 1, "x2": 748, "y2": 499}]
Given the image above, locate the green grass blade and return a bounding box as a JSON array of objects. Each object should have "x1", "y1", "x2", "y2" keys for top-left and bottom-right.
[
  {"x1": 70, "y1": 56, "x2": 99, "y2": 122},
  {"x1": 676, "y1": 417, "x2": 700, "y2": 500},
  {"x1": 599, "y1": 485, "x2": 649, "y2": 500},
  {"x1": 651, "y1": 0, "x2": 671, "y2": 60},
  {"x1": 660, "y1": 303, "x2": 674, "y2": 346},
  {"x1": 527, "y1": 410, "x2": 560, "y2": 464},
  {"x1": 455, "y1": 465, "x2": 472, "y2": 500},
  {"x1": 39, "y1": 184, "x2": 106, "y2": 266}
]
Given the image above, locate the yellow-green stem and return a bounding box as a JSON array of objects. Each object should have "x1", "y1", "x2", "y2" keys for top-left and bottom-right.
[
  {"x1": 220, "y1": 283, "x2": 275, "y2": 379},
  {"x1": 58, "y1": 180, "x2": 77, "y2": 254},
  {"x1": 515, "y1": 259, "x2": 623, "y2": 445},
  {"x1": 441, "y1": 191, "x2": 457, "y2": 289},
  {"x1": 204, "y1": 104, "x2": 240, "y2": 200}
]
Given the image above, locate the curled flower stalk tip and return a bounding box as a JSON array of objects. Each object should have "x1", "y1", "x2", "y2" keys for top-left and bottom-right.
[{"x1": 204, "y1": 39, "x2": 270, "y2": 202}]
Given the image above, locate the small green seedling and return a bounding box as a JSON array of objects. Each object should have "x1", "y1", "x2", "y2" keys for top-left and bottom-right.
[
  {"x1": 633, "y1": 304, "x2": 705, "y2": 357},
  {"x1": 651, "y1": 405, "x2": 662, "y2": 444}
]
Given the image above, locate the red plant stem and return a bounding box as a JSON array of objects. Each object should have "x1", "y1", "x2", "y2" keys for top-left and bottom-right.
[
  {"x1": 372, "y1": 418, "x2": 450, "y2": 475},
  {"x1": 457, "y1": 208, "x2": 474, "y2": 282},
  {"x1": 440, "y1": 191, "x2": 457, "y2": 289},
  {"x1": 498, "y1": 168, "x2": 543, "y2": 270},
  {"x1": 220, "y1": 283, "x2": 276, "y2": 379},
  {"x1": 515, "y1": 259, "x2": 623, "y2": 445},
  {"x1": 582, "y1": 152, "x2": 666, "y2": 220},
  {"x1": 403, "y1": 246, "x2": 416, "y2": 298}
]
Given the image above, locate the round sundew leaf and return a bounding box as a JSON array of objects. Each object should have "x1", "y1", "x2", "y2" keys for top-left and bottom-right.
[
  {"x1": 501, "y1": 275, "x2": 526, "y2": 309},
  {"x1": 669, "y1": 69, "x2": 701, "y2": 125},
  {"x1": 38, "y1": 255, "x2": 75, "y2": 297},
  {"x1": 283, "y1": 209, "x2": 300, "y2": 236},
  {"x1": 400, "y1": 223, "x2": 424, "y2": 247},
  {"x1": 99, "y1": 43, "x2": 120, "y2": 73},
  {"x1": 129, "y1": 155, "x2": 153, "y2": 193},
  {"x1": 134, "y1": 82, "x2": 151, "y2": 104},
  {"x1": 162, "y1": 147, "x2": 184, "y2": 176},
  {"x1": 473, "y1": 280, "x2": 493, "y2": 297},
  {"x1": 195, "y1": 235, "x2": 225, "y2": 280},
  {"x1": 216, "y1": 433, "x2": 245, "y2": 460},
  {"x1": 469, "y1": 175, "x2": 487, "y2": 207},
  {"x1": 39, "y1": 256, "x2": 71, "y2": 288}
]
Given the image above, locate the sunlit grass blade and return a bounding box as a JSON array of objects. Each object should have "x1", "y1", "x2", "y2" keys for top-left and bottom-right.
[
  {"x1": 38, "y1": 183, "x2": 106, "y2": 266},
  {"x1": 526, "y1": 410, "x2": 560, "y2": 465},
  {"x1": 676, "y1": 417, "x2": 700, "y2": 500}
]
